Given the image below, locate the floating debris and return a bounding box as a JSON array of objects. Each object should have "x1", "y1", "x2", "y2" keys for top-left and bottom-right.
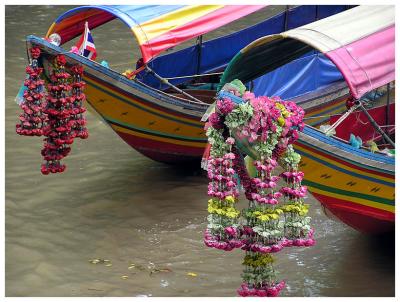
[
  {"x1": 89, "y1": 258, "x2": 112, "y2": 266},
  {"x1": 121, "y1": 275, "x2": 129, "y2": 280},
  {"x1": 187, "y1": 272, "x2": 197, "y2": 277},
  {"x1": 149, "y1": 268, "x2": 172, "y2": 276},
  {"x1": 128, "y1": 263, "x2": 146, "y2": 271},
  {"x1": 147, "y1": 262, "x2": 156, "y2": 270},
  {"x1": 89, "y1": 259, "x2": 101, "y2": 264},
  {"x1": 127, "y1": 261, "x2": 172, "y2": 276},
  {"x1": 160, "y1": 279, "x2": 169, "y2": 287}
]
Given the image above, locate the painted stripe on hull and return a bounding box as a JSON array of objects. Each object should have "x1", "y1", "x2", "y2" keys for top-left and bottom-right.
[
  {"x1": 312, "y1": 192, "x2": 394, "y2": 234},
  {"x1": 296, "y1": 146, "x2": 394, "y2": 187},
  {"x1": 106, "y1": 116, "x2": 207, "y2": 143},
  {"x1": 296, "y1": 140, "x2": 394, "y2": 181},
  {"x1": 307, "y1": 100, "x2": 348, "y2": 126},
  {"x1": 296, "y1": 142, "x2": 394, "y2": 211},
  {"x1": 306, "y1": 96, "x2": 346, "y2": 116},
  {"x1": 85, "y1": 74, "x2": 204, "y2": 128},
  {"x1": 303, "y1": 179, "x2": 394, "y2": 211}
]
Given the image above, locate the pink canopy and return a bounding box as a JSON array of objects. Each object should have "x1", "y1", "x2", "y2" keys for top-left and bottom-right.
[{"x1": 222, "y1": 5, "x2": 395, "y2": 99}]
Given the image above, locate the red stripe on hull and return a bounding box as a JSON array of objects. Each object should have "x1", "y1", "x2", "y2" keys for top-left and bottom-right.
[
  {"x1": 296, "y1": 141, "x2": 393, "y2": 179},
  {"x1": 116, "y1": 131, "x2": 204, "y2": 163},
  {"x1": 312, "y1": 192, "x2": 394, "y2": 234}
]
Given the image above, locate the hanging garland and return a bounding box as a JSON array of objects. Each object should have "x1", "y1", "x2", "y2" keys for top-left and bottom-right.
[
  {"x1": 70, "y1": 65, "x2": 89, "y2": 139},
  {"x1": 203, "y1": 80, "x2": 315, "y2": 297},
  {"x1": 16, "y1": 48, "x2": 88, "y2": 174},
  {"x1": 16, "y1": 47, "x2": 45, "y2": 136}
]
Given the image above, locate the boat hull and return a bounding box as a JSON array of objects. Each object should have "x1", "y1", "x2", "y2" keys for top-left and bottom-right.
[
  {"x1": 25, "y1": 36, "x2": 396, "y2": 234},
  {"x1": 313, "y1": 192, "x2": 395, "y2": 234},
  {"x1": 83, "y1": 71, "x2": 348, "y2": 163},
  {"x1": 297, "y1": 128, "x2": 395, "y2": 234},
  {"x1": 83, "y1": 73, "x2": 207, "y2": 163},
  {"x1": 29, "y1": 36, "x2": 348, "y2": 164}
]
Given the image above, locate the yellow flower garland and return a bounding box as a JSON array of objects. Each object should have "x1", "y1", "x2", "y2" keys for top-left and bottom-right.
[
  {"x1": 208, "y1": 199, "x2": 240, "y2": 218},
  {"x1": 246, "y1": 203, "x2": 309, "y2": 222},
  {"x1": 243, "y1": 253, "x2": 274, "y2": 267}
]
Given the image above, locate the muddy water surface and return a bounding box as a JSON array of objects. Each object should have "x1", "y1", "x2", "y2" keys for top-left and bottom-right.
[{"x1": 5, "y1": 5, "x2": 395, "y2": 297}]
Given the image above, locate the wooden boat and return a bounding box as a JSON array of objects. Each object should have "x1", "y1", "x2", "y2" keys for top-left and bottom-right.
[
  {"x1": 218, "y1": 5, "x2": 395, "y2": 234},
  {"x1": 26, "y1": 5, "x2": 352, "y2": 163}
]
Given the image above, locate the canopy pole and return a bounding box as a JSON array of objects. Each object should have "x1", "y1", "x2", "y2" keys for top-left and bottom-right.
[
  {"x1": 196, "y1": 35, "x2": 203, "y2": 75},
  {"x1": 165, "y1": 71, "x2": 223, "y2": 81},
  {"x1": 145, "y1": 66, "x2": 205, "y2": 104},
  {"x1": 284, "y1": 5, "x2": 290, "y2": 31},
  {"x1": 357, "y1": 101, "x2": 395, "y2": 149},
  {"x1": 385, "y1": 83, "x2": 390, "y2": 134}
]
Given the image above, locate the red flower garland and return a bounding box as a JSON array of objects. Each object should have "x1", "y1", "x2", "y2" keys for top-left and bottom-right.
[
  {"x1": 41, "y1": 55, "x2": 73, "y2": 174},
  {"x1": 16, "y1": 47, "x2": 89, "y2": 174},
  {"x1": 16, "y1": 47, "x2": 45, "y2": 136},
  {"x1": 70, "y1": 65, "x2": 88, "y2": 139}
]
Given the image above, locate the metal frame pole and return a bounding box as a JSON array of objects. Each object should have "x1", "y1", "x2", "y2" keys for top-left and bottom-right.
[
  {"x1": 357, "y1": 101, "x2": 395, "y2": 148},
  {"x1": 284, "y1": 5, "x2": 290, "y2": 31},
  {"x1": 196, "y1": 35, "x2": 203, "y2": 75}
]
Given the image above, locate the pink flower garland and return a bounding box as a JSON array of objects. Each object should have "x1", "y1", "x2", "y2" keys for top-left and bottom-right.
[{"x1": 204, "y1": 84, "x2": 315, "y2": 297}]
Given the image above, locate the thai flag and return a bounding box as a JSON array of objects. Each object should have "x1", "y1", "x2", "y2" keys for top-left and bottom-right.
[{"x1": 76, "y1": 21, "x2": 97, "y2": 60}]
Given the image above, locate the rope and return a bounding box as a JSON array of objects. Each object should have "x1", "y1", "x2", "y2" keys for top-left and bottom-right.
[
  {"x1": 164, "y1": 72, "x2": 223, "y2": 81},
  {"x1": 322, "y1": 103, "x2": 360, "y2": 135},
  {"x1": 355, "y1": 112, "x2": 369, "y2": 125}
]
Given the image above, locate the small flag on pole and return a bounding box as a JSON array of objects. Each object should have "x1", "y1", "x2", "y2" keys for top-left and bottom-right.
[{"x1": 75, "y1": 21, "x2": 97, "y2": 60}]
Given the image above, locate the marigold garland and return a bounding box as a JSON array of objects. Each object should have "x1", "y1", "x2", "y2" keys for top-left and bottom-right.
[{"x1": 203, "y1": 80, "x2": 315, "y2": 297}]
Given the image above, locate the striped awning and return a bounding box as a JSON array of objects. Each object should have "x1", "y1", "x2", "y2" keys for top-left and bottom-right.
[
  {"x1": 220, "y1": 5, "x2": 395, "y2": 99},
  {"x1": 46, "y1": 5, "x2": 266, "y2": 63}
]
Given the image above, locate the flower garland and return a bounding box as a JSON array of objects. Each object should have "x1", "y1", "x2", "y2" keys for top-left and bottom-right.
[
  {"x1": 41, "y1": 55, "x2": 73, "y2": 174},
  {"x1": 16, "y1": 47, "x2": 45, "y2": 136},
  {"x1": 70, "y1": 65, "x2": 89, "y2": 139},
  {"x1": 203, "y1": 80, "x2": 315, "y2": 297},
  {"x1": 16, "y1": 48, "x2": 88, "y2": 174},
  {"x1": 204, "y1": 109, "x2": 243, "y2": 251}
]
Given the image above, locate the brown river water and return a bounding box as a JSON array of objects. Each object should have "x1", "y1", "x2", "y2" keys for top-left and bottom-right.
[{"x1": 5, "y1": 5, "x2": 395, "y2": 297}]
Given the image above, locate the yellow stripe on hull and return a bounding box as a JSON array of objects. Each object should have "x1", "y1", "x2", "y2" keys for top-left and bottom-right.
[
  {"x1": 297, "y1": 147, "x2": 394, "y2": 213},
  {"x1": 305, "y1": 185, "x2": 394, "y2": 213},
  {"x1": 296, "y1": 143, "x2": 394, "y2": 186},
  {"x1": 84, "y1": 77, "x2": 206, "y2": 144},
  {"x1": 110, "y1": 124, "x2": 206, "y2": 148}
]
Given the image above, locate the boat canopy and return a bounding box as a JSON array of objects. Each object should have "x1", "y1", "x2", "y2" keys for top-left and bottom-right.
[
  {"x1": 220, "y1": 5, "x2": 394, "y2": 99},
  {"x1": 46, "y1": 5, "x2": 265, "y2": 63},
  {"x1": 141, "y1": 5, "x2": 351, "y2": 92}
]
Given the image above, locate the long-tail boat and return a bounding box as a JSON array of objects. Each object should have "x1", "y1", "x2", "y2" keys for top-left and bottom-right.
[
  {"x1": 218, "y1": 5, "x2": 395, "y2": 234},
  {"x1": 25, "y1": 5, "x2": 352, "y2": 163}
]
